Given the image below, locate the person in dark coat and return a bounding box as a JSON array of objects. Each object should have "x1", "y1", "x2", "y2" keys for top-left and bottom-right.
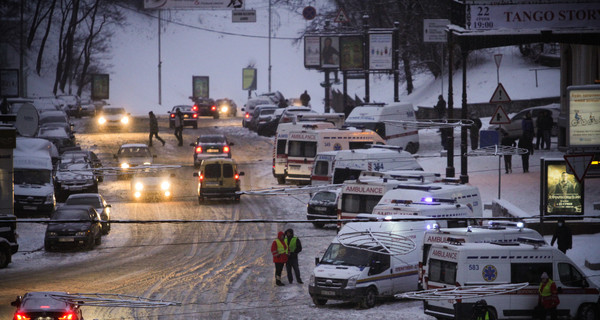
[
  {"x1": 440, "y1": 126, "x2": 452, "y2": 151},
  {"x1": 434, "y1": 95, "x2": 446, "y2": 119},
  {"x1": 174, "y1": 108, "x2": 184, "y2": 146},
  {"x1": 148, "y1": 111, "x2": 165, "y2": 146},
  {"x1": 500, "y1": 129, "x2": 516, "y2": 174},
  {"x1": 519, "y1": 112, "x2": 534, "y2": 173},
  {"x1": 551, "y1": 219, "x2": 572, "y2": 254},
  {"x1": 537, "y1": 110, "x2": 554, "y2": 150},
  {"x1": 300, "y1": 90, "x2": 311, "y2": 107},
  {"x1": 284, "y1": 228, "x2": 303, "y2": 284},
  {"x1": 0, "y1": 98, "x2": 10, "y2": 114},
  {"x1": 469, "y1": 111, "x2": 482, "y2": 150}
]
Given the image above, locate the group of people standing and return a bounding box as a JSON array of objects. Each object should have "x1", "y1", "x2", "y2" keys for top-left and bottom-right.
[
  {"x1": 147, "y1": 108, "x2": 184, "y2": 147},
  {"x1": 271, "y1": 229, "x2": 303, "y2": 286}
]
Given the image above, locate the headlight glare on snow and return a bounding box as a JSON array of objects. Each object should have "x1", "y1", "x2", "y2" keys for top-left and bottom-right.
[
  {"x1": 135, "y1": 182, "x2": 144, "y2": 191},
  {"x1": 121, "y1": 116, "x2": 129, "y2": 124}
]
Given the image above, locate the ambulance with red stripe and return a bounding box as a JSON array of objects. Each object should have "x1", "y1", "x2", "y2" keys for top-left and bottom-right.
[
  {"x1": 423, "y1": 240, "x2": 600, "y2": 319},
  {"x1": 285, "y1": 127, "x2": 385, "y2": 184},
  {"x1": 344, "y1": 102, "x2": 420, "y2": 154}
]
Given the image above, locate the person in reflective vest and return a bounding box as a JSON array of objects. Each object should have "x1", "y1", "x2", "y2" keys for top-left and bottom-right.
[
  {"x1": 537, "y1": 272, "x2": 559, "y2": 320},
  {"x1": 271, "y1": 231, "x2": 288, "y2": 286},
  {"x1": 284, "y1": 228, "x2": 303, "y2": 284},
  {"x1": 472, "y1": 300, "x2": 496, "y2": 320}
]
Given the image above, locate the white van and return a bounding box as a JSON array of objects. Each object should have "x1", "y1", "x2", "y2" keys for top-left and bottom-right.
[
  {"x1": 424, "y1": 240, "x2": 600, "y2": 319},
  {"x1": 345, "y1": 102, "x2": 419, "y2": 153},
  {"x1": 285, "y1": 127, "x2": 385, "y2": 184},
  {"x1": 13, "y1": 155, "x2": 55, "y2": 217},
  {"x1": 273, "y1": 122, "x2": 337, "y2": 184},
  {"x1": 311, "y1": 146, "x2": 423, "y2": 186},
  {"x1": 309, "y1": 220, "x2": 434, "y2": 308}
]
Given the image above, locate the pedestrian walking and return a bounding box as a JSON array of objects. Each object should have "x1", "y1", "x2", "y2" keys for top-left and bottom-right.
[
  {"x1": 300, "y1": 90, "x2": 311, "y2": 107},
  {"x1": 551, "y1": 219, "x2": 572, "y2": 254},
  {"x1": 519, "y1": 112, "x2": 534, "y2": 173},
  {"x1": 271, "y1": 231, "x2": 288, "y2": 286},
  {"x1": 500, "y1": 129, "x2": 515, "y2": 174},
  {"x1": 148, "y1": 111, "x2": 165, "y2": 147},
  {"x1": 536, "y1": 110, "x2": 554, "y2": 150},
  {"x1": 536, "y1": 272, "x2": 559, "y2": 320},
  {"x1": 284, "y1": 228, "x2": 303, "y2": 284},
  {"x1": 469, "y1": 111, "x2": 482, "y2": 150},
  {"x1": 174, "y1": 108, "x2": 184, "y2": 146},
  {"x1": 434, "y1": 95, "x2": 446, "y2": 119}
]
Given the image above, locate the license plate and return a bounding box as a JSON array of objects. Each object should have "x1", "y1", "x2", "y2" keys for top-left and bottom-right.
[
  {"x1": 321, "y1": 290, "x2": 335, "y2": 296},
  {"x1": 23, "y1": 205, "x2": 37, "y2": 211},
  {"x1": 315, "y1": 206, "x2": 327, "y2": 212},
  {"x1": 69, "y1": 186, "x2": 84, "y2": 191},
  {"x1": 59, "y1": 237, "x2": 75, "y2": 242},
  {"x1": 207, "y1": 149, "x2": 219, "y2": 153},
  {"x1": 206, "y1": 181, "x2": 219, "y2": 185}
]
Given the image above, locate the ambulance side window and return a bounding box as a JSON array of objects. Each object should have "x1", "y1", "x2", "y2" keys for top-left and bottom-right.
[
  {"x1": 313, "y1": 161, "x2": 329, "y2": 175},
  {"x1": 368, "y1": 252, "x2": 390, "y2": 276},
  {"x1": 558, "y1": 263, "x2": 586, "y2": 287},
  {"x1": 428, "y1": 259, "x2": 457, "y2": 285},
  {"x1": 276, "y1": 139, "x2": 286, "y2": 155},
  {"x1": 511, "y1": 263, "x2": 552, "y2": 286}
]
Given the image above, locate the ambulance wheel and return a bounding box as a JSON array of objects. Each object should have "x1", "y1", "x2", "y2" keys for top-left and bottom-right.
[
  {"x1": 361, "y1": 287, "x2": 377, "y2": 309},
  {"x1": 405, "y1": 142, "x2": 419, "y2": 154},
  {"x1": 578, "y1": 304, "x2": 599, "y2": 320},
  {"x1": 312, "y1": 297, "x2": 327, "y2": 306},
  {"x1": 277, "y1": 176, "x2": 286, "y2": 185}
]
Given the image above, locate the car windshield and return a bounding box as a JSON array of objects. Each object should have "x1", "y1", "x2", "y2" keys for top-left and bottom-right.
[
  {"x1": 61, "y1": 152, "x2": 87, "y2": 163},
  {"x1": 58, "y1": 162, "x2": 90, "y2": 171},
  {"x1": 311, "y1": 191, "x2": 337, "y2": 202},
  {"x1": 14, "y1": 169, "x2": 51, "y2": 185},
  {"x1": 320, "y1": 243, "x2": 374, "y2": 267},
  {"x1": 53, "y1": 209, "x2": 90, "y2": 220},
  {"x1": 119, "y1": 147, "x2": 151, "y2": 157},
  {"x1": 38, "y1": 127, "x2": 68, "y2": 137},
  {"x1": 173, "y1": 106, "x2": 192, "y2": 112},
  {"x1": 65, "y1": 196, "x2": 101, "y2": 207},
  {"x1": 22, "y1": 296, "x2": 69, "y2": 310},
  {"x1": 199, "y1": 136, "x2": 226, "y2": 144},
  {"x1": 260, "y1": 109, "x2": 276, "y2": 116},
  {"x1": 103, "y1": 108, "x2": 125, "y2": 115},
  {"x1": 40, "y1": 115, "x2": 67, "y2": 124}
]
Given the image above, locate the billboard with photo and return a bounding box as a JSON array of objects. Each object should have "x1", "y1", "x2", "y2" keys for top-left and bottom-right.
[
  {"x1": 320, "y1": 36, "x2": 340, "y2": 68},
  {"x1": 340, "y1": 36, "x2": 364, "y2": 71},
  {"x1": 91, "y1": 74, "x2": 109, "y2": 100},
  {"x1": 567, "y1": 85, "x2": 600, "y2": 148},
  {"x1": 242, "y1": 68, "x2": 257, "y2": 91},
  {"x1": 543, "y1": 159, "x2": 584, "y2": 218},
  {"x1": 193, "y1": 76, "x2": 209, "y2": 99},
  {"x1": 304, "y1": 36, "x2": 321, "y2": 68},
  {"x1": 369, "y1": 33, "x2": 393, "y2": 70}
]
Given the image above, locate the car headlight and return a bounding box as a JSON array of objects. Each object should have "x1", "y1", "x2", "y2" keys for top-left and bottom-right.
[
  {"x1": 221, "y1": 105, "x2": 229, "y2": 113},
  {"x1": 121, "y1": 116, "x2": 129, "y2": 124},
  {"x1": 143, "y1": 162, "x2": 151, "y2": 165},
  {"x1": 134, "y1": 191, "x2": 142, "y2": 198},
  {"x1": 75, "y1": 231, "x2": 87, "y2": 236},
  {"x1": 135, "y1": 182, "x2": 144, "y2": 191},
  {"x1": 121, "y1": 163, "x2": 129, "y2": 169},
  {"x1": 98, "y1": 117, "x2": 106, "y2": 124},
  {"x1": 161, "y1": 181, "x2": 170, "y2": 190},
  {"x1": 347, "y1": 275, "x2": 359, "y2": 289},
  {"x1": 45, "y1": 193, "x2": 55, "y2": 204},
  {"x1": 47, "y1": 231, "x2": 57, "y2": 236},
  {"x1": 309, "y1": 274, "x2": 315, "y2": 286}
]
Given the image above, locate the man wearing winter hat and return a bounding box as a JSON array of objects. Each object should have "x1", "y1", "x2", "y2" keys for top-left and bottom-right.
[
  {"x1": 271, "y1": 231, "x2": 288, "y2": 286},
  {"x1": 537, "y1": 272, "x2": 559, "y2": 320},
  {"x1": 285, "y1": 228, "x2": 303, "y2": 284}
]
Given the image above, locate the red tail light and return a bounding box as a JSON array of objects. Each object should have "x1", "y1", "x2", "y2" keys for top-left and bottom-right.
[
  {"x1": 211, "y1": 105, "x2": 216, "y2": 111},
  {"x1": 199, "y1": 173, "x2": 204, "y2": 180},
  {"x1": 195, "y1": 146, "x2": 202, "y2": 153},
  {"x1": 58, "y1": 312, "x2": 76, "y2": 320},
  {"x1": 192, "y1": 113, "x2": 198, "y2": 118},
  {"x1": 234, "y1": 174, "x2": 239, "y2": 180},
  {"x1": 223, "y1": 146, "x2": 230, "y2": 153},
  {"x1": 170, "y1": 114, "x2": 175, "y2": 118},
  {"x1": 192, "y1": 105, "x2": 198, "y2": 111},
  {"x1": 245, "y1": 112, "x2": 249, "y2": 119},
  {"x1": 14, "y1": 313, "x2": 31, "y2": 320}
]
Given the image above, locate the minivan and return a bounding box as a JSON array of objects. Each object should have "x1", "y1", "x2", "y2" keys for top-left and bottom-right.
[{"x1": 193, "y1": 158, "x2": 244, "y2": 204}]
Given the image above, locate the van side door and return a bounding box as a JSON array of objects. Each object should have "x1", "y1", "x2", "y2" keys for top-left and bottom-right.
[{"x1": 556, "y1": 262, "x2": 597, "y2": 317}]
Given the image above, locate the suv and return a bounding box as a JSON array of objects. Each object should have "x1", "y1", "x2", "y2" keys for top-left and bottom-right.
[
  {"x1": 54, "y1": 161, "x2": 98, "y2": 202},
  {"x1": 0, "y1": 215, "x2": 19, "y2": 269},
  {"x1": 190, "y1": 134, "x2": 233, "y2": 167},
  {"x1": 114, "y1": 144, "x2": 156, "y2": 179},
  {"x1": 193, "y1": 158, "x2": 244, "y2": 204},
  {"x1": 248, "y1": 104, "x2": 278, "y2": 132},
  {"x1": 190, "y1": 97, "x2": 219, "y2": 119},
  {"x1": 168, "y1": 105, "x2": 198, "y2": 129}
]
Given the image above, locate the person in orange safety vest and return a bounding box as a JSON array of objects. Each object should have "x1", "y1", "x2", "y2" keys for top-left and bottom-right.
[{"x1": 271, "y1": 231, "x2": 288, "y2": 286}]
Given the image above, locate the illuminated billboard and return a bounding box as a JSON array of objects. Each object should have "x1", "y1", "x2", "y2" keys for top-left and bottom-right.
[
  {"x1": 567, "y1": 85, "x2": 600, "y2": 148},
  {"x1": 542, "y1": 159, "x2": 584, "y2": 218}
]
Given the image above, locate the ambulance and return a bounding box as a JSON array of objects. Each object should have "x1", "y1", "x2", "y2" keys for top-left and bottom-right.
[
  {"x1": 423, "y1": 240, "x2": 600, "y2": 319},
  {"x1": 345, "y1": 102, "x2": 419, "y2": 153},
  {"x1": 310, "y1": 146, "x2": 423, "y2": 186},
  {"x1": 273, "y1": 121, "x2": 336, "y2": 184},
  {"x1": 285, "y1": 127, "x2": 385, "y2": 184},
  {"x1": 309, "y1": 220, "x2": 434, "y2": 308}
]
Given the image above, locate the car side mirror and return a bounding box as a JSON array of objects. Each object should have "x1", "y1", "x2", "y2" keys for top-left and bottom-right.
[
  {"x1": 239, "y1": 172, "x2": 245, "y2": 176},
  {"x1": 11, "y1": 296, "x2": 22, "y2": 307},
  {"x1": 229, "y1": 142, "x2": 235, "y2": 146},
  {"x1": 241, "y1": 107, "x2": 245, "y2": 112},
  {"x1": 193, "y1": 172, "x2": 199, "y2": 177},
  {"x1": 315, "y1": 257, "x2": 320, "y2": 265}
]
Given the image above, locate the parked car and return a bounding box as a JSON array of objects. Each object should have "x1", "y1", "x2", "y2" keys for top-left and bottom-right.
[
  {"x1": 248, "y1": 104, "x2": 278, "y2": 131},
  {"x1": 131, "y1": 170, "x2": 175, "y2": 201},
  {"x1": 257, "y1": 108, "x2": 284, "y2": 137},
  {"x1": 168, "y1": 104, "x2": 198, "y2": 128},
  {"x1": 489, "y1": 103, "x2": 560, "y2": 140},
  {"x1": 193, "y1": 157, "x2": 244, "y2": 203},
  {"x1": 36, "y1": 126, "x2": 76, "y2": 154},
  {"x1": 215, "y1": 98, "x2": 237, "y2": 117},
  {"x1": 190, "y1": 97, "x2": 219, "y2": 119},
  {"x1": 64, "y1": 193, "x2": 111, "y2": 235},
  {"x1": 57, "y1": 94, "x2": 81, "y2": 117},
  {"x1": 278, "y1": 106, "x2": 316, "y2": 124},
  {"x1": 242, "y1": 97, "x2": 272, "y2": 128},
  {"x1": 307, "y1": 189, "x2": 340, "y2": 228},
  {"x1": 44, "y1": 205, "x2": 103, "y2": 251},
  {"x1": 0, "y1": 215, "x2": 18, "y2": 269},
  {"x1": 61, "y1": 149, "x2": 103, "y2": 182},
  {"x1": 12, "y1": 292, "x2": 84, "y2": 320},
  {"x1": 114, "y1": 143, "x2": 155, "y2": 179},
  {"x1": 7, "y1": 97, "x2": 35, "y2": 114},
  {"x1": 32, "y1": 98, "x2": 63, "y2": 113},
  {"x1": 39, "y1": 110, "x2": 74, "y2": 136},
  {"x1": 39, "y1": 123, "x2": 75, "y2": 141},
  {"x1": 78, "y1": 99, "x2": 97, "y2": 117},
  {"x1": 54, "y1": 161, "x2": 98, "y2": 202},
  {"x1": 96, "y1": 107, "x2": 130, "y2": 130},
  {"x1": 190, "y1": 134, "x2": 233, "y2": 167}
]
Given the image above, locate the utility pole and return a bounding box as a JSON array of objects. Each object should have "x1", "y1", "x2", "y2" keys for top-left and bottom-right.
[
  {"x1": 158, "y1": 11, "x2": 162, "y2": 105},
  {"x1": 268, "y1": 0, "x2": 272, "y2": 92}
]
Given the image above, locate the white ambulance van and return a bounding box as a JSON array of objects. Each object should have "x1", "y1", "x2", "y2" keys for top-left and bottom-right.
[
  {"x1": 423, "y1": 240, "x2": 600, "y2": 319},
  {"x1": 273, "y1": 122, "x2": 336, "y2": 184},
  {"x1": 345, "y1": 102, "x2": 419, "y2": 153},
  {"x1": 309, "y1": 220, "x2": 434, "y2": 308},
  {"x1": 419, "y1": 222, "x2": 544, "y2": 290},
  {"x1": 285, "y1": 127, "x2": 385, "y2": 184},
  {"x1": 310, "y1": 146, "x2": 423, "y2": 186},
  {"x1": 13, "y1": 154, "x2": 55, "y2": 217}
]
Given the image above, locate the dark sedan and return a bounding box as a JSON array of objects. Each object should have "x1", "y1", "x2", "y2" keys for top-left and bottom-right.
[
  {"x1": 168, "y1": 104, "x2": 198, "y2": 128},
  {"x1": 64, "y1": 193, "x2": 112, "y2": 235},
  {"x1": 307, "y1": 189, "x2": 340, "y2": 228},
  {"x1": 44, "y1": 205, "x2": 102, "y2": 251},
  {"x1": 12, "y1": 292, "x2": 84, "y2": 320}
]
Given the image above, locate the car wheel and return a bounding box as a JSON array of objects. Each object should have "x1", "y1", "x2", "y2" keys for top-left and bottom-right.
[
  {"x1": 234, "y1": 197, "x2": 240, "y2": 203},
  {"x1": 277, "y1": 176, "x2": 286, "y2": 185},
  {"x1": 95, "y1": 233, "x2": 102, "y2": 245},
  {"x1": 361, "y1": 287, "x2": 377, "y2": 309},
  {"x1": 0, "y1": 248, "x2": 9, "y2": 268},
  {"x1": 193, "y1": 123, "x2": 198, "y2": 129},
  {"x1": 579, "y1": 304, "x2": 599, "y2": 320},
  {"x1": 98, "y1": 176, "x2": 104, "y2": 183},
  {"x1": 213, "y1": 114, "x2": 219, "y2": 119},
  {"x1": 44, "y1": 242, "x2": 53, "y2": 252},
  {"x1": 102, "y1": 223, "x2": 110, "y2": 235},
  {"x1": 405, "y1": 142, "x2": 419, "y2": 154},
  {"x1": 312, "y1": 297, "x2": 327, "y2": 306},
  {"x1": 86, "y1": 235, "x2": 95, "y2": 250}
]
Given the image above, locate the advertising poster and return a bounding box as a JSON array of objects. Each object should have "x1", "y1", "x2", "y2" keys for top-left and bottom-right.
[
  {"x1": 242, "y1": 68, "x2": 257, "y2": 91},
  {"x1": 193, "y1": 76, "x2": 209, "y2": 99},
  {"x1": 91, "y1": 74, "x2": 109, "y2": 100},
  {"x1": 369, "y1": 33, "x2": 393, "y2": 70},
  {"x1": 0, "y1": 69, "x2": 19, "y2": 97},
  {"x1": 568, "y1": 85, "x2": 600, "y2": 147},
  {"x1": 304, "y1": 36, "x2": 321, "y2": 68},
  {"x1": 320, "y1": 36, "x2": 340, "y2": 68},
  {"x1": 340, "y1": 36, "x2": 364, "y2": 71},
  {"x1": 545, "y1": 161, "x2": 583, "y2": 217}
]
